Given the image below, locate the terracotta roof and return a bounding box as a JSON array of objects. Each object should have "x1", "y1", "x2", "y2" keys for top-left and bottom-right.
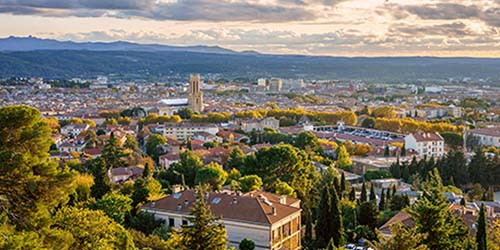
[
  {"x1": 379, "y1": 211, "x2": 414, "y2": 235},
  {"x1": 470, "y1": 127, "x2": 500, "y2": 137},
  {"x1": 143, "y1": 190, "x2": 301, "y2": 225},
  {"x1": 111, "y1": 166, "x2": 143, "y2": 177},
  {"x1": 411, "y1": 132, "x2": 443, "y2": 142},
  {"x1": 83, "y1": 148, "x2": 102, "y2": 155}
]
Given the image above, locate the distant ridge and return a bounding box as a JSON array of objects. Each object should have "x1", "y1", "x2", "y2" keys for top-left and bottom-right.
[{"x1": 0, "y1": 36, "x2": 246, "y2": 54}]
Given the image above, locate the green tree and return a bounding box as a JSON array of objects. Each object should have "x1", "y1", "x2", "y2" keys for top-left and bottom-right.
[
  {"x1": 130, "y1": 177, "x2": 162, "y2": 207},
  {"x1": 128, "y1": 211, "x2": 165, "y2": 235},
  {"x1": 369, "y1": 183, "x2": 376, "y2": 201},
  {"x1": 170, "y1": 150, "x2": 204, "y2": 187},
  {"x1": 176, "y1": 108, "x2": 194, "y2": 119},
  {"x1": 409, "y1": 168, "x2": 472, "y2": 249},
  {"x1": 401, "y1": 145, "x2": 406, "y2": 157},
  {"x1": 275, "y1": 181, "x2": 295, "y2": 197},
  {"x1": 358, "y1": 201, "x2": 378, "y2": 231},
  {"x1": 143, "y1": 163, "x2": 151, "y2": 178},
  {"x1": 293, "y1": 131, "x2": 323, "y2": 154},
  {"x1": 89, "y1": 157, "x2": 112, "y2": 199},
  {"x1": 124, "y1": 134, "x2": 139, "y2": 151},
  {"x1": 226, "y1": 147, "x2": 246, "y2": 170},
  {"x1": 195, "y1": 162, "x2": 228, "y2": 190},
  {"x1": 360, "y1": 181, "x2": 367, "y2": 203},
  {"x1": 102, "y1": 132, "x2": 127, "y2": 168},
  {"x1": 361, "y1": 117, "x2": 375, "y2": 128},
  {"x1": 476, "y1": 203, "x2": 487, "y2": 250},
  {"x1": 349, "y1": 188, "x2": 356, "y2": 201},
  {"x1": 238, "y1": 175, "x2": 263, "y2": 192},
  {"x1": 370, "y1": 223, "x2": 428, "y2": 250},
  {"x1": 146, "y1": 133, "x2": 167, "y2": 163},
  {"x1": 384, "y1": 145, "x2": 390, "y2": 157},
  {"x1": 0, "y1": 105, "x2": 77, "y2": 230},
  {"x1": 336, "y1": 145, "x2": 352, "y2": 169},
  {"x1": 170, "y1": 188, "x2": 227, "y2": 250},
  {"x1": 52, "y1": 207, "x2": 135, "y2": 250},
  {"x1": 379, "y1": 188, "x2": 386, "y2": 210},
  {"x1": 315, "y1": 184, "x2": 344, "y2": 247},
  {"x1": 239, "y1": 238, "x2": 256, "y2": 250},
  {"x1": 93, "y1": 192, "x2": 132, "y2": 224},
  {"x1": 340, "y1": 172, "x2": 347, "y2": 195}
]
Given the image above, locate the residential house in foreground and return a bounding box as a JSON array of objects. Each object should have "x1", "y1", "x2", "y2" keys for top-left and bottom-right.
[
  {"x1": 404, "y1": 132, "x2": 444, "y2": 158},
  {"x1": 142, "y1": 189, "x2": 301, "y2": 250}
]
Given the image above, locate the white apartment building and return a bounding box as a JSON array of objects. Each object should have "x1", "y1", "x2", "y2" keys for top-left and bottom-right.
[
  {"x1": 60, "y1": 123, "x2": 89, "y2": 137},
  {"x1": 469, "y1": 127, "x2": 500, "y2": 148},
  {"x1": 404, "y1": 132, "x2": 444, "y2": 158},
  {"x1": 153, "y1": 122, "x2": 219, "y2": 140},
  {"x1": 142, "y1": 190, "x2": 302, "y2": 250}
]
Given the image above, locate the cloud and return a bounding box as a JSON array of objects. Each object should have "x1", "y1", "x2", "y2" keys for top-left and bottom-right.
[
  {"x1": 0, "y1": 0, "x2": 318, "y2": 22},
  {"x1": 385, "y1": 1, "x2": 500, "y2": 28}
]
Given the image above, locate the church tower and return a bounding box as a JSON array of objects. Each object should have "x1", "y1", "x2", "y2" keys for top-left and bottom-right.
[{"x1": 188, "y1": 74, "x2": 203, "y2": 113}]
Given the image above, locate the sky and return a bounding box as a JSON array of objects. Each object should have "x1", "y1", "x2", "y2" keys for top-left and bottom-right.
[{"x1": 0, "y1": 0, "x2": 499, "y2": 57}]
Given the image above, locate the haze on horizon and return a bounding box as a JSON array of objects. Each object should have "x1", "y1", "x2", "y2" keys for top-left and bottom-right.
[{"x1": 0, "y1": 0, "x2": 499, "y2": 57}]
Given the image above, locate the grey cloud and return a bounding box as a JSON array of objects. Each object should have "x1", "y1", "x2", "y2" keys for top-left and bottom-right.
[
  {"x1": 0, "y1": 0, "x2": 316, "y2": 22},
  {"x1": 386, "y1": 2, "x2": 500, "y2": 27},
  {"x1": 390, "y1": 22, "x2": 472, "y2": 37}
]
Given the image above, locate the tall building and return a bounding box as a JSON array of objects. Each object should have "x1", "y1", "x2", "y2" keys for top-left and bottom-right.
[
  {"x1": 188, "y1": 74, "x2": 204, "y2": 113},
  {"x1": 268, "y1": 78, "x2": 282, "y2": 92}
]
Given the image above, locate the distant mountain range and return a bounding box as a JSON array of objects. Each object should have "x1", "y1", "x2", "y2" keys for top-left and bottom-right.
[
  {"x1": 0, "y1": 36, "x2": 499, "y2": 83},
  {"x1": 0, "y1": 36, "x2": 255, "y2": 55}
]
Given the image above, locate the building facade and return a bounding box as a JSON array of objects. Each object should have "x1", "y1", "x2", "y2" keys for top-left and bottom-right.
[
  {"x1": 152, "y1": 122, "x2": 219, "y2": 140},
  {"x1": 188, "y1": 74, "x2": 204, "y2": 113},
  {"x1": 404, "y1": 132, "x2": 444, "y2": 158},
  {"x1": 142, "y1": 190, "x2": 302, "y2": 250},
  {"x1": 469, "y1": 127, "x2": 500, "y2": 148},
  {"x1": 240, "y1": 117, "x2": 280, "y2": 132}
]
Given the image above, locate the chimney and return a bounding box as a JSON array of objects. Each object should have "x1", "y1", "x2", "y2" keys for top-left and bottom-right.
[
  {"x1": 184, "y1": 200, "x2": 189, "y2": 206},
  {"x1": 279, "y1": 195, "x2": 287, "y2": 204},
  {"x1": 176, "y1": 203, "x2": 182, "y2": 211},
  {"x1": 272, "y1": 207, "x2": 277, "y2": 216},
  {"x1": 232, "y1": 197, "x2": 238, "y2": 204}
]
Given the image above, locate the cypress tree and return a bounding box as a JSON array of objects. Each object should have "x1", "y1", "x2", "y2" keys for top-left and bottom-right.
[
  {"x1": 315, "y1": 184, "x2": 345, "y2": 247},
  {"x1": 392, "y1": 185, "x2": 397, "y2": 197},
  {"x1": 90, "y1": 157, "x2": 112, "y2": 199},
  {"x1": 487, "y1": 186, "x2": 494, "y2": 202},
  {"x1": 369, "y1": 184, "x2": 376, "y2": 201},
  {"x1": 401, "y1": 145, "x2": 406, "y2": 157},
  {"x1": 393, "y1": 163, "x2": 401, "y2": 179},
  {"x1": 386, "y1": 186, "x2": 391, "y2": 200},
  {"x1": 379, "y1": 188, "x2": 386, "y2": 210},
  {"x1": 476, "y1": 203, "x2": 487, "y2": 250},
  {"x1": 142, "y1": 162, "x2": 151, "y2": 178},
  {"x1": 349, "y1": 188, "x2": 356, "y2": 201},
  {"x1": 340, "y1": 172, "x2": 346, "y2": 194},
  {"x1": 460, "y1": 197, "x2": 466, "y2": 206},
  {"x1": 360, "y1": 181, "x2": 367, "y2": 202},
  {"x1": 402, "y1": 165, "x2": 410, "y2": 181},
  {"x1": 384, "y1": 145, "x2": 390, "y2": 157},
  {"x1": 316, "y1": 186, "x2": 333, "y2": 247}
]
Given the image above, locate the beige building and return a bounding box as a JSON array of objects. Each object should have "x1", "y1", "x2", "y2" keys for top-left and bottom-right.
[
  {"x1": 188, "y1": 74, "x2": 204, "y2": 113},
  {"x1": 240, "y1": 117, "x2": 280, "y2": 132},
  {"x1": 152, "y1": 122, "x2": 219, "y2": 140},
  {"x1": 404, "y1": 132, "x2": 444, "y2": 158},
  {"x1": 469, "y1": 127, "x2": 500, "y2": 148},
  {"x1": 269, "y1": 78, "x2": 282, "y2": 92},
  {"x1": 142, "y1": 190, "x2": 302, "y2": 250}
]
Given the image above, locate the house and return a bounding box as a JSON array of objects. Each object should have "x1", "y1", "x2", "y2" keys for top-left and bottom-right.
[
  {"x1": 218, "y1": 130, "x2": 250, "y2": 143},
  {"x1": 193, "y1": 131, "x2": 222, "y2": 143},
  {"x1": 404, "y1": 132, "x2": 444, "y2": 158},
  {"x1": 142, "y1": 190, "x2": 302, "y2": 250},
  {"x1": 83, "y1": 148, "x2": 102, "y2": 159},
  {"x1": 108, "y1": 166, "x2": 144, "y2": 183},
  {"x1": 60, "y1": 123, "x2": 89, "y2": 137},
  {"x1": 59, "y1": 141, "x2": 86, "y2": 154},
  {"x1": 469, "y1": 127, "x2": 500, "y2": 148},
  {"x1": 240, "y1": 117, "x2": 280, "y2": 132},
  {"x1": 159, "y1": 153, "x2": 180, "y2": 169}
]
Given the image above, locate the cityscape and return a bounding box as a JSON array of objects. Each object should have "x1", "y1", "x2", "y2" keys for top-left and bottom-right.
[{"x1": 1, "y1": 0, "x2": 500, "y2": 250}]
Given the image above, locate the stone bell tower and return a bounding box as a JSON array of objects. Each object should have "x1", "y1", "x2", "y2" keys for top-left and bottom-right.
[{"x1": 188, "y1": 74, "x2": 203, "y2": 113}]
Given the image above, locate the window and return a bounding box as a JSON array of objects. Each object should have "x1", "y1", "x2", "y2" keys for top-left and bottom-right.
[
  {"x1": 182, "y1": 219, "x2": 188, "y2": 225},
  {"x1": 212, "y1": 197, "x2": 221, "y2": 204},
  {"x1": 173, "y1": 193, "x2": 181, "y2": 199},
  {"x1": 169, "y1": 218, "x2": 175, "y2": 227}
]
